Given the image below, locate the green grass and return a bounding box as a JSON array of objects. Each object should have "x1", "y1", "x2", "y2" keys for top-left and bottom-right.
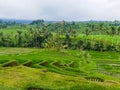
[
  {"x1": 0, "y1": 66, "x2": 119, "y2": 90},
  {"x1": 0, "y1": 48, "x2": 120, "y2": 89},
  {"x1": 77, "y1": 34, "x2": 120, "y2": 45},
  {"x1": 0, "y1": 25, "x2": 29, "y2": 34}
]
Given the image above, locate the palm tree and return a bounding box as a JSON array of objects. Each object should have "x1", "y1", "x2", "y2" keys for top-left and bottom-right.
[
  {"x1": 110, "y1": 26, "x2": 116, "y2": 46},
  {"x1": 17, "y1": 31, "x2": 22, "y2": 47}
]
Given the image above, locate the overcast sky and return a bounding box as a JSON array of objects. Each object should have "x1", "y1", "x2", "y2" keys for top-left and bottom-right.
[{"x1": 0, "y1": 0, "x2": 120, "y2": 21}]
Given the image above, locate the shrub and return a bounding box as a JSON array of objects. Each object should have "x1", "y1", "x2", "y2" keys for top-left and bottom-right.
[
  {"x1": 106, "y1": 44, "x2": 116, "y2": 51},
  {"x1": 93, "y1": 41, "x2": 104, "y2": 51},
  {"x1": 77, "y1": 40, "x2": 84, "y2": 50},
  {"x1": 83, "y1": 41, "x2": 92, "y2": 50}
]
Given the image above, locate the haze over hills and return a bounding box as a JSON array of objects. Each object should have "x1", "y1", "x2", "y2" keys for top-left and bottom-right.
[
  {"x1": 0, "y1": 18, "x2": 33, "y2": 24},
  {"x1": 1, "y1": 18, "x2": 120, "y2": 24}
]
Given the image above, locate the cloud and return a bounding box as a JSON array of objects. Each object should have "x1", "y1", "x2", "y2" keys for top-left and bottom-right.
[{"x1": 0, "y1": 0, "x2": 120, "y2": 21}]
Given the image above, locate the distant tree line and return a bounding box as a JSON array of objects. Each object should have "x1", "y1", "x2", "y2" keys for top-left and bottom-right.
[{"x1": 0, "y1": 19, "x2": 120, "y2": 52}]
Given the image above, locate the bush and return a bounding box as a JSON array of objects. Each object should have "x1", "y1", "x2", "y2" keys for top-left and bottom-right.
[
  {"x1": 83, "y1": 41, "x2": 92, "y2": 50},
  {"x1": 106, "y1": 44, "x2": 116, "y2": 51},
  {"x1": 77, "y1": 40, "x2": 84, "y2": 50},
  {"x1": 94, "y1": 41, "x2": 104, "y2": 51}
]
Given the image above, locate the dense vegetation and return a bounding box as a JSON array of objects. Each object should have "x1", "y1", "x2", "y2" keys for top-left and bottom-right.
[
  {"x1": 0, "y1": 19, "x2": 120, "y2": 90},
  {"x1": 0, "y1": 20, "x2": 120, "y2": 52}
]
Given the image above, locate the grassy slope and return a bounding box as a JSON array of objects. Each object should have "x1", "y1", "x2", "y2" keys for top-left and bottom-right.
[
  {"x1": 0, "y1": 48, "x2": 120, "y2": 89},
  {"x1": 1, "y1": 66, "x2": 119, "y2": 90}
]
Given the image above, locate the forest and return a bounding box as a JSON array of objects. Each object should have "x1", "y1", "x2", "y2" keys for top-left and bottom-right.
[{"x1": 0, "y1": 20, "x2": 120, "y2": 51}]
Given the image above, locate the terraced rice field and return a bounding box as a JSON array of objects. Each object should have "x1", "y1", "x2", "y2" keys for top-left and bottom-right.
[{"x1": 0, "y1": 48, "x2": 120, "y2": 90}]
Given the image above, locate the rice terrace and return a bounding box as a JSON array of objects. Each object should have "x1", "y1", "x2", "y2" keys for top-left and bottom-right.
[{"x1": 1, "y1": 0, "x2": 120, "y2": 90}]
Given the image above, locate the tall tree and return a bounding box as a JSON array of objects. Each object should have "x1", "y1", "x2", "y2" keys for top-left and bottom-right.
[{"x1": 17, "y1": 31, "x2": 22, "y2": 47}]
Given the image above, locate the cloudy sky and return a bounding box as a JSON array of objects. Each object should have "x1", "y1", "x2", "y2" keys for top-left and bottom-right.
[{"x1": 0, "y1": 0, "x2": 120, "y2": 21}]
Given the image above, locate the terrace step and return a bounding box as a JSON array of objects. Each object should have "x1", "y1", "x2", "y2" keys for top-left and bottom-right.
[
  {"x1": 23, "y1": 60, "x2": 33, "y2": 67},
  {"x1": 85, "y1": 76, "x2": 104, "y2": 82},
  {"x1": 39, "y1": 61, "x2": 49, "y2": 66},
  {"x1": 2, "y1": 60, "x2": 18, "y2": 67}
]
